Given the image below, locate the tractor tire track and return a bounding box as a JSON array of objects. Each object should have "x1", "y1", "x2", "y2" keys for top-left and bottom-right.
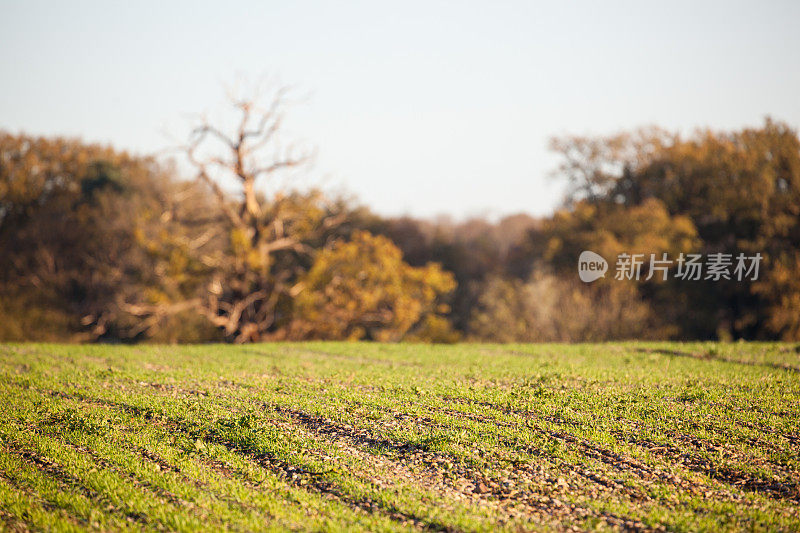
[
  {"x1": 24, "y1": 385, "x2": 455, "y2": 532},
  {"x1": 1, "y1": 443, "x2": 152, "y2": 527},
  {"x1": 275, "y1": 405, "x2": 657, "y2": 532},
  {"x1": 434, "y1": 394, "x2": 800, "y2": 504}
]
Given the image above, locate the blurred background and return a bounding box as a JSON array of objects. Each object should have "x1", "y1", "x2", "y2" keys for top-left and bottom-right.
[{"x1": 1, "y1": 1, "x2": 799, "y2": 343}]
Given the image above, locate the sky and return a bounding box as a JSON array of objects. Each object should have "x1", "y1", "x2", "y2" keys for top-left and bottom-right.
[{"x1": 2, "y1": 1, "x2": 799, "y2": 219}]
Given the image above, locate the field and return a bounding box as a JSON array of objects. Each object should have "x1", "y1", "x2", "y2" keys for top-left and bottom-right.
[{"x1": 0, "y1": 343, "x2": 798, "y2": 532}]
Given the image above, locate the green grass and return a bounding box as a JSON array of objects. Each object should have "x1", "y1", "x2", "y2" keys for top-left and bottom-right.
[{"x1": 0, "y1": 342, "x2": 798, "y2": 532}]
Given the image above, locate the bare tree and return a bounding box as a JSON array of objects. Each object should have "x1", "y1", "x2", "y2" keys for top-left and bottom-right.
[
  {"x1": 123, "y1": 86, "x2": 346, "y2": 342},
  {"x1": 185, "y1": 87, "x2": 348, "y2": 342}
]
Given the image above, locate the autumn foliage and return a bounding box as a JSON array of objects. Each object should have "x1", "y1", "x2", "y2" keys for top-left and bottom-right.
[
  {"x1": 1, "y1": 98, "x2": 799, "y2": 342},
  {"x1": 291, "y1": 231, "x2": 455, "y2": 341}
]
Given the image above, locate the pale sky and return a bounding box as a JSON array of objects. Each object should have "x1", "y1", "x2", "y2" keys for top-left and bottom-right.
[{"x1": 2, "y1": 1, "x2": 799, "y2": 219}]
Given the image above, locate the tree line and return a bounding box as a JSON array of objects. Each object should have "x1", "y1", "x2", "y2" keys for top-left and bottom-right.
[{"x1": 2, "y1": 90, "x2": 798, "y2": 342}]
